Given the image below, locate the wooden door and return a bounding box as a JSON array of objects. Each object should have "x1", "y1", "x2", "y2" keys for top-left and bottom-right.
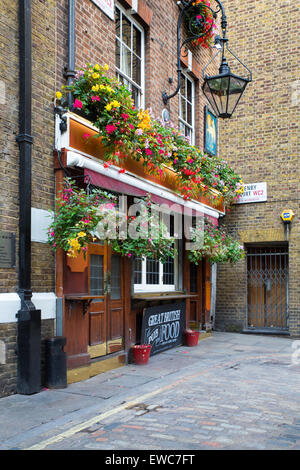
[
  {"x1": 88, "y1": 243, "x2": 124, "y2": 358},
  {"x1": 189, "y1": 260, "x2": 204, "y2": 329}
]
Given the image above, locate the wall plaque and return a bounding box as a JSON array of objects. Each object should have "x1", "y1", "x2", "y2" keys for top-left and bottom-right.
[
  {"x1": 141, "y1": 302, "x2": 186, "y2": 356},
  {"x1": 0, "y1": 232, "x2": 16, "y2": 268}
]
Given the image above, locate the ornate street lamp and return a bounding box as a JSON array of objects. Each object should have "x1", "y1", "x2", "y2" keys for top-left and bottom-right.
[{"x1": 162, "y1": 0, "x2": 252, "y2": 119}]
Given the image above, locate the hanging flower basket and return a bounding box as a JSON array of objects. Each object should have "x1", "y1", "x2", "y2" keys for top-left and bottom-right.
[
  {"x1": 47, "y1": 178, "x2": 177, "y2": 263},
  {"x1": 188, "y1": 219, "x2": 245, "y2": 265},
  {"x1": 183, "y1": 0, "x2": 217, "y2": 49}
]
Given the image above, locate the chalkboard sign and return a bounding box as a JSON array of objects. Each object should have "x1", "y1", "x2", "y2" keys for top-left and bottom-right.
[
  {"x1": 141, "y1": 302, "x2": 186, "y2": 356},
  {"x1": 0, "y1": 232, "x2": 15, "y2": 268}
]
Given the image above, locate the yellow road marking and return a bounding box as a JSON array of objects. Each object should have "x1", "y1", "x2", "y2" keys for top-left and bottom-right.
[
  {"x1": 26, "y1": 352, "x2": 290, "y2": 450},
  {"x1": 26, "y1": 378, "x2": 186, "y2": 450}
]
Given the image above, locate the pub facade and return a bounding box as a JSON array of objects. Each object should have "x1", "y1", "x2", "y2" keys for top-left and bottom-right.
[{"x1": 0, "y1": 0, "x2": 245, "y2": 396}]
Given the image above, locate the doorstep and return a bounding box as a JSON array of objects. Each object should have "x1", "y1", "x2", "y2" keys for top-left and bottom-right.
[
  {"x1": 67, "y1": 352, "x2": 126, "y2": 385},
  {"x1": 198, "y1": 331, "x2": 212, "y2": 342}
]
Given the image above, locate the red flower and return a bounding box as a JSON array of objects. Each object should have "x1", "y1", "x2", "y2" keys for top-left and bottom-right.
[
  {"x1": 119, "y1": 168, "x2": 126, "y2": 174},
  {"x1": 106, "y1": 124, "x2": 117, "y2": 134},
  {"x1": 73, "y1": 99, "x2": 83, "y2": 109}
]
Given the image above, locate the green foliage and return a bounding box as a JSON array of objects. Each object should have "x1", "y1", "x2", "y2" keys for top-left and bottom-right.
[
  {"x1": 188, "y1": 219, "x2": 245, "y2": 265},
  {"x1": 47, "y1": 178, "x2": 176, "y2": 261},
  {"x1": 56, "y1": 63, "x2": 244, "y2": 206}
]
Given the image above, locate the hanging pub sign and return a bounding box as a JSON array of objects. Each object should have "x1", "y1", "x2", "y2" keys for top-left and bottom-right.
[
  {"x1": 236, "y1": 182, "x2": 267, "y2": 204},
  {"x1": 204, "y1": 106, "x2": 218, "y2": 156},
  {"x1": 141, "y1": 302, "x2": 186, "y2": 356},
  {"x1": 91, "y1": 0, "x2": 114, "y2": 20}
]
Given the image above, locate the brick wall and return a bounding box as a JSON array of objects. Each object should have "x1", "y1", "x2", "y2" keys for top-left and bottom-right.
[
  {"x1": 215, "y1": 0, "x2": 300, "y2": 336},
  {"x1": 0, "y1": 0, "x2": 56, "y2": 397},
  {"x1": 56, "y1": 0, "x2": 218, "y2": 151},
  {"x1": 0, "y1": 320, "x2": 55, "y2": 398}
]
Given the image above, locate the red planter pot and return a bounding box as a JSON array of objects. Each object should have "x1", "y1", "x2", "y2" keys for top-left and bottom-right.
[
  {"x1": 132, "y1": 344, "x2": 152, "y2": 365},
  {"x1": 185, "y1": 330, "x2": 200, "y2": 347}
]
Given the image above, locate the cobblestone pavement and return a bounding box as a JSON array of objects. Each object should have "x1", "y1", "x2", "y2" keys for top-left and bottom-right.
[{"x1": 0, "y1": 332, "x2": 299, "y2": 450}]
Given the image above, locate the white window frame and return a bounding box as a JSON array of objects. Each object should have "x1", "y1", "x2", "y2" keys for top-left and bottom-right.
[
  {"x1": 178, "y1": 71, "x2": 195, "y2": 145},
  {"x1": 115, "y1": 3, "x2": 145, "y2": 110},
  {"x1": 134, "y1": 243, "x2": 179, "y2": 293}
]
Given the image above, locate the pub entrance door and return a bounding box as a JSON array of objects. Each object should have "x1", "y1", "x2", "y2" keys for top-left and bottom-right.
[
  {"x1": 88, "y1": 243, "x2": 125, "y2": 359},
  {"x1": 247, "y1": 245, "x2": 289, "y2": 331}
]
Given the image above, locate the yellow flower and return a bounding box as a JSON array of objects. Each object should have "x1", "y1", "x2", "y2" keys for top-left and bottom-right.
[
  {"x1": 100, "y1": 84, "x2": 105, "y2": 90},
  {"x1": 106, "y1": 103, "x2": 112, "y2": 111},
  {"x1": 56, "y1": 91, "x2": 62, "y2": 100},
  {"x1": 92, "y1": 84, "x2": 99, "y2": 92},
  {"x1": 138, "y1": 109, "x2": 151, "y2": 130},
  {"x1": 106, "y1": 86, "x2": 113, "y2": 93},
  {"x1": 111, "y1": 100, "x2": 121, "y2": 108},
  {"x1": 103, "y1": 64, "x2": 109, "y2": 71},
  {"x1": 94, "y1": 64, "x2": 100, "y2": 71},
  {"x1": 78, "y1": 232, "x2": 86, "y2": 238},
  {"x1": 92, "y1": 72, "x2": 100, "y2": 79}
]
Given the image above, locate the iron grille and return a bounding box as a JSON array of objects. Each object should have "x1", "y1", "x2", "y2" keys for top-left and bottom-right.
[{"x1": 247, "y1": 245, "x2": 289, "y2": 331}]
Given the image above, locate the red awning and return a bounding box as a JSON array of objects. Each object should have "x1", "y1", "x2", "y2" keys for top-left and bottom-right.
[
  {"x1": 84, "y1": 168, "x2": 185, "y2": 213},
  {"x1": 84, "y1": 168, "x2": 216, "y2": 223}
]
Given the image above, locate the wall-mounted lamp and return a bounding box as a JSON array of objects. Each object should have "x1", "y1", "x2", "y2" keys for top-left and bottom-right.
[{"x1": 162, "y1": 0, "x2": 252, "y2": 119}]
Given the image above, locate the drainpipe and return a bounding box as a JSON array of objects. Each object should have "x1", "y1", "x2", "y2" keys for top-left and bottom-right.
[
  {"x1": 16, "y1": 0, "x2": 41, "y2": 395},
  {"x1": 65, "y1": 0, "x2": 76, "y2": 108}
]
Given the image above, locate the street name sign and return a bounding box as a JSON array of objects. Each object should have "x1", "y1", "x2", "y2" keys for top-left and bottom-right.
[{"x1": 236, "y1": 182, "x2": 267, "y2": 204}]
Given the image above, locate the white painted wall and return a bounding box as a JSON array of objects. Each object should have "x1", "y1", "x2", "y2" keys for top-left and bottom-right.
[
  {"x1": 0, "y1": 292, "x2": 56, "y2": 324},
  {"x1": 31, "y1": 208, "x2": 53, "y2": 243}
]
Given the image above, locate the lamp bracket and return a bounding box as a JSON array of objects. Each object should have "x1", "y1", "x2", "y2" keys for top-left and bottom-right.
[{"x1": 162, "y1": 0, "x2": 227, "y2": 105}]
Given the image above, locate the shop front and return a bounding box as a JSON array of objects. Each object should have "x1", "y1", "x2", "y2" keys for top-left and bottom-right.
[{"x1": 54, "y1": 111, "x2": 225, "y2": 383}]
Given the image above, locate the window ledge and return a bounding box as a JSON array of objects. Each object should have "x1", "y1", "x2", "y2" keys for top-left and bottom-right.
[{"x1": 132, "y1": 292, "x2": 198, "y2": 301}]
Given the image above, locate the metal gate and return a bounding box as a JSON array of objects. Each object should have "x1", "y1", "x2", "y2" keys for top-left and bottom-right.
[{"x1": 247, "y1": 245, "x2": 289, "y2": 331}]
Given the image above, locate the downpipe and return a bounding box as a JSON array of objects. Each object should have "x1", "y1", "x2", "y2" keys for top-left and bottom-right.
[{"x1": 16, "y1": 0, "x2": 41, "y2": 395}]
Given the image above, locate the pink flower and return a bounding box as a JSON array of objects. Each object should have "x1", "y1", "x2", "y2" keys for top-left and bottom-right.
[
  {"x1": 91, "y1": 95, "x2": 100, "y2": 102},
  {"x1": 128, "y1": 124, "x2": 134, "y2": 130},
  {"x1": 82, "y1": 133, "x2": 90, "y2": 140},
  {"x1": 145, "y1": 148, "x2": 152, "y2": 156},
  {"x1": 106, "y1": 124, "x2": 117, "y2": 134},
  {"x1": 121, "y1": 113, "x2": 129, "y2": 121},
  {"x1": 73, "y1": 99, "x2": 83, "y2": 109}
]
